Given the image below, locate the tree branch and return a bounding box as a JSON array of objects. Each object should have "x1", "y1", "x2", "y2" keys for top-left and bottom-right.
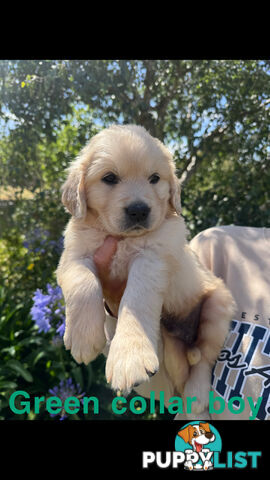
[{"x1": 180, "y1": 125, "x2": 229, "y2": 186}]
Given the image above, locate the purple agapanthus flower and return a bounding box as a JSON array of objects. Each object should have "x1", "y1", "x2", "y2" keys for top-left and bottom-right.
[
  {"x1": 30, "y1": 289, "x2": 52, "y2": 333},
  {"x1": 23, "y1": 228, "x2": 63, "y2": 255},
  {"x1": 30, "y1": 283, "x2": 65, "y2": 337},
  {"x1": 48, "y1": 378, "x2": 85, "y2": 420}
]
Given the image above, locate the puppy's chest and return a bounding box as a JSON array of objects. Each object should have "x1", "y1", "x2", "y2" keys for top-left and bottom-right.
[{"x1": 109, "y1": 240, "x2": 145, "y2": 281}]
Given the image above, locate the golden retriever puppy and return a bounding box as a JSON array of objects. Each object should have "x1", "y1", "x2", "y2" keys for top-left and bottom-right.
[{"x1": 56, "y1": 124, "x2": 236, "y2": 414}]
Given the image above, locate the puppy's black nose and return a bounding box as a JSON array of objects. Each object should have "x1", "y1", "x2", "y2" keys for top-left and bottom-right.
[{"x1": 125, "y1": 202, "x2": 150, "y2": 224}]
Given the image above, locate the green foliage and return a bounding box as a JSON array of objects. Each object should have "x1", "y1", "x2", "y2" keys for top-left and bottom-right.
[
  {"x1": 0, "y1": 60, "x2": 269, "y2": 419},
  {"x1": 0, "y1": 285, "x2": 170, "y2": 420}
]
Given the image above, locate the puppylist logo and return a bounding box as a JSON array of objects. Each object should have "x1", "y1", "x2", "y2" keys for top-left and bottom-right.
[
  {"x1": 176, "y1": 422, "x2": 219, "y2": 470},
  {"x1": 142, "y1": 421, "x2": 262, "y2": 471}
]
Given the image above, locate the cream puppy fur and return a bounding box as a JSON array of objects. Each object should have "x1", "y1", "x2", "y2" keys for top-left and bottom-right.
[{"x1": 56, "y1": 124, "x2": 236, "y2": 414}]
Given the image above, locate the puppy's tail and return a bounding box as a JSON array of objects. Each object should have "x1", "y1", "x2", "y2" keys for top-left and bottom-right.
[{"x1": 187, "y1": 346, "x2": 201, "y2": 366}]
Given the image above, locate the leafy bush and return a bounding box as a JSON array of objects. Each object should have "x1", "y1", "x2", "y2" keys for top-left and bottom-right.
[
  {"x1": 0, "y1": 60, "x2": 269, "y2": 420},
  {"x1": 0, "y1": 279, "x2": 172, "y2": 420}
]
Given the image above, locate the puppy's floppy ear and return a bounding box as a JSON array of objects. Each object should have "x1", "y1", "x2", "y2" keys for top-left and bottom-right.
[
  {"x1": 61, "y1": 162, "x2": 87, "y2": 219},
  {"x1": 169, "y1": 171, "x2": 181, "y2": 215},
  {"x1": 199, "y1": 422, "x2": 211, "y2": 433},
  {"x1": 178, "y1": 425, "x2": 193, "y2": 444},
  {"x1": 155, "y1": 137, "x2": 182, "y2": 216}
]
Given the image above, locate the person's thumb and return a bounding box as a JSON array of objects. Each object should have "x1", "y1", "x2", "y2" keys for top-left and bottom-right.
[{"x1": 94, "y1": 236, "x2": 119, "y2": 271}]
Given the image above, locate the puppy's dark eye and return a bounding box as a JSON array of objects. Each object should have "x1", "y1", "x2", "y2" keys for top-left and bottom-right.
[
  {"x1": 149, "y1": 173, "x2": 160, "y2": 184},
  {"x1": 102, "y1": 173, "x2": 119, "y2": 185}
]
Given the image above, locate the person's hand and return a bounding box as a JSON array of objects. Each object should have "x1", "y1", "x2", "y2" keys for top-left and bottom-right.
[{"x1": 93, "y1": 236, "x2": 126, "y2": 317}]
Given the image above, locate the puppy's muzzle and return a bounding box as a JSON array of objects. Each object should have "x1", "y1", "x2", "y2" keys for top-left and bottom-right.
[{"x1": 124, "y1": 201, "x2": 151, "y2": 229}]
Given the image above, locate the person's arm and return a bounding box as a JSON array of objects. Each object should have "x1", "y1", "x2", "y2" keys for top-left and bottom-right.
[{"x1": 93, "y1": 236, "x2": 126, "y2": 318}]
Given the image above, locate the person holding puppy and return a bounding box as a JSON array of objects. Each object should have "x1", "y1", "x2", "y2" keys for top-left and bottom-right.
[
  {"x1": 94, "y1": 226, "x2": 270, "y2": 421},
  {"x1": 56, "y1": 125, "x2": 267, "y2": 420}
]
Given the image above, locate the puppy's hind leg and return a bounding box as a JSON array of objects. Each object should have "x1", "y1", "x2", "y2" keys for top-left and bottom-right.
[
  {"x1": 162, "y1": 326, "x2": 190, "y2": 397},
  {"x1": 184, "y1": 279, "x2": 236, "y2": 414}
]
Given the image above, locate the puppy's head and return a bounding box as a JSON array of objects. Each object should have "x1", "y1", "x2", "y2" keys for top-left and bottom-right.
[
  {"x1": 61, "y1": 124, "x2": 181, "y2": 236},
  {"x1": 178, "y1": 423, "x2": 215, "y2": 452}
]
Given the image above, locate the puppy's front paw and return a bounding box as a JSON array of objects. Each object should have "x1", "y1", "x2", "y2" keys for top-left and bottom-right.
[
  {"x1": 204, "y1": 460, "x2": 213, "y2": 470},
  {"x1": 64, "y1": 310, "x2": 106, "y2": 365},
  {"x1": 105, "y1": 333, "x2": 159, "y2": 394}
]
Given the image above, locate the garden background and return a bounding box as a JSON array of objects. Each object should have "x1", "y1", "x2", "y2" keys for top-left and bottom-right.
[{"x1": 0, "y1": 60, "x2": 269, "y2": 420}]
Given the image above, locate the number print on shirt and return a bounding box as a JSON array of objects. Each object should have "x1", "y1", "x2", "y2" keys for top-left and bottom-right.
[{"x1": 211, "y1": 319, "x2": 270, "y2": 419}]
